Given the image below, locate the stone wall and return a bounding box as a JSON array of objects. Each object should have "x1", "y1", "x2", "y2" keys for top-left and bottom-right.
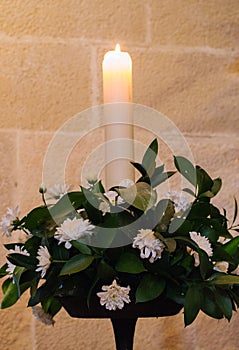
[{"x1": 0, "y1": 1, "x2": 238, "y2": 349}]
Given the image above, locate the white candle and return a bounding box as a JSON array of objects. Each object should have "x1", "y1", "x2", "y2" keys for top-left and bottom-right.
[{"x1": 103, "y1": 44, "x2": 134, "y2": 188}]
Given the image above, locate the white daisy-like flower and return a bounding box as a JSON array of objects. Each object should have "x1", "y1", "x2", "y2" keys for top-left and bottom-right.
[
  {"x1": 32, "y1": 306, "x2": 55, "y2": 326},
  {"x1": 97, "y1": 279, "x2": 130, "y2": 311},
  {"x1": 99, "y1": 201, "x2": 110, "y2": 216},
  {"x1": 6, "y1": 245, "x2": 30, "y2": 277},
  {"x1": 166, "y1": 191, "x2": 190, "y2": 215},
  {"x1": 47, "y1": 184, "x2": 71, "y2": 201},
  {"x1": 55, "y1": 217, "x2": 95, "y2": 249},
  {"x1": 189, "y1": 231, "x2": 213, "y2": 257},
  {"x1": 0, "y1": 206, "x2": 20, "y2": 237},
  {"x1": 213, "y1": 261, "x2": 229, "y2": 273},
  {"x1": 36, "y1": 246, "x2": 51, "y2": 278},
  {"x1": 132, "y1": 229, "x2": 165, "y2": 263}
]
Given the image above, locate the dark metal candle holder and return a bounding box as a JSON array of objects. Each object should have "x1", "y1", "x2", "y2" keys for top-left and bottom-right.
[{"x1": 60, "y1": 295, "x2": 183, "y2": 350}]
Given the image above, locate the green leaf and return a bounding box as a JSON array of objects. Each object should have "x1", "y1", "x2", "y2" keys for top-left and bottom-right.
[
  {"x1": 131, "y1": 162, "x2": 147, "y2": 177},
  {"x1": 49, "y1": 191, "x2": 84, "y2": 219},
  {"x1": 115, "y1": 252, "x2": 147, "y2": 274},
  {"x1": 118, "y1": 182, "x2": 157, "y2": 212},
  {"x1": 207, "y1": 273, "x2": 239, "y2": 285},
  {"x1": 23, "y1": 207, "x2": 52, "y2": 232},
  {"x1": 223, "y1": 236, "x2": 239, "y2": 256},
  {"x1": 214, "y1": 288, "x2": 232, "y2": 321},
  {"x1": 12, "y1": 266, "x2": 25, "y2": 297},
  {"x1": 97, "y1": 260, "x2": 116, "y2": 280},
  {"x1": 71, "y1": 241, "x2": 92, "y2": 255},
  {"x1": 211, "y1": 178, "x2": 222, "y2": 196},
  {"x1": 0, "y1": 263, "x2": 8, "y2": 278},
  {"x1": 198, "y1": 178, "x2": 222, "y2": 198},
  {"x1": 60, "y1": 254, "x2": 94, "y2": 276},
  {"x1": 142, "y1": 139, "x2": 158, "y2": 175},
  {"x1": 184, "y1": 285, "x2": 201, "y2": 326},
  {"x1": 198, "y1": 249, "x2": 212, "y2": 279},
  {"x1": 174, "y1": 156, "x2": 196, "y2": 187},
  {"x1": 196, "y1": 166, "x2": 214, "y2": 197},
  {"x1": 200, "y1": 287, "x2": 223, "y2": 319},
  {"x1": 1, "y1": 280, "x2": 19, "y2": 309},
  {"x1": 232, "y1": 197, "x2": 238, "y2": 225},
  {"x1": 136, "y1": 274, "x2": 166, "y2": 303},
  {"x1": 7, "y1": 253, "x2": 38, "y2": 270},
  {"x1": 151, "y1": 171, "x2": 176, "y2": 188}
]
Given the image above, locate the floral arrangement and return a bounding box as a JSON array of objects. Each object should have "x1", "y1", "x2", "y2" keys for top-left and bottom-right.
[{"x1": 0, "y1": 139, "x2": 239, "y2": 327}]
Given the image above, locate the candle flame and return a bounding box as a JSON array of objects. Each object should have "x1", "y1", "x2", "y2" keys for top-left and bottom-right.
[{"x1": 115, "y1": 43, "x2": 121, "y2": 52}]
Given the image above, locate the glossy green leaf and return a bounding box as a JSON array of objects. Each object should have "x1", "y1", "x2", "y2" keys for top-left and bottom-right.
[
  {"x1": 223, "y1": 236, "x2": 239, "y2": 256},
  {"x1": 49, "y1": 191, "x2": 84, "y2": 219},
  {"x1": 0, "y1": 263, "x2": 8, "y2": 278},
  {"x1": 7, "y1": 253, "x2": 37, "y2": 270},
  {"x1": 97, "y1": 260, "x2": 116, "y2": 280},
  {"x1": 115, "y1": 252, "x2": 146, "y2": 274},
  {"x1": 60, "y1": 254, "x2": 94, "y2": 276},
  {"x1": 1, "y1": 280, "x2": 19, "y2": 309},
  {"x1": 131, "y1": 162, "x2": 147, "y2": 177},
  {"x1": 207, "y1": 273, "x2": 239, "y2": 285},
  {"x1": 23, "y1": 207, "x2": 52, "y2": 231},
  {"x1": 136, "y1": 274, "x2": 166, "y2": 303},
  {"x1": 174, "y1": 156, "x2": 196, "y2": 187},
  {"x1": 214, "y1": 288, "x2": 232, "y2": 320},
  {"x1": 151, "y1": 171, "x2": 176, "y2": 188},
  {"x1": 232, "y1": 197, "x2": 238, "y2": 225},
  {"x1": 71, "y1": 241, "x2": 92, "y2": 255},
  {"x1": 12, "y1": 266, "x2": 25, "y2": 297},
  {"x1": 200, "y1": 287, "x2": 223, "y2": 319},
  {"x1": 142, "y1": 139, "x2": 158, "y2": 175},
  {"x1": 196, "y1": 166, "x2": 214, "y2": 197},
  {"x1": 184, "y1": 285, "x2": 201, "y2": 326},
  {"x1": 119, "y1": 182, "x2": 157, "y2": 211}
]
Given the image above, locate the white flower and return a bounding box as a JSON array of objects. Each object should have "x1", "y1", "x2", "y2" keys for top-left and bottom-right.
[
  {"x1": 0, "y1": 206, "x2": 20, "y2": 237},
  {"x1": 213, "y1": 261, "x2": 229, "y2": 273},
  {"x1": 189, "y1": 232, "x2": 213, "y2": 256},
  {"x1": 47, "y1": 184, "x2": 71, "y2": 201},
  {"x1": 166, "y1": 191, "x2": 190, "y2": 216},
  {"x1": 32, "y1": 306, "x2": 55, "y2": 326},
  {"x1": 6, "y1": 245, "x2": 29, "y2": 277},
  {"x1": 36, "y1": 246, "x2": 51, "y2": 278},
  {"x1": 99, "y1": 201, "x2": 110, "y2": 216},
  {"x1": 55, "y1": 217, "x2": 95, "y2": 249},
  {"x1": 133, "y1": 229, "x2": 165, "y2": 263},
  {"x1": 104, "y1": 191, "x2": 118, "y2": 205},
  {"x1": 97, "y1": 279, "x2": 130, "y2": 311}
]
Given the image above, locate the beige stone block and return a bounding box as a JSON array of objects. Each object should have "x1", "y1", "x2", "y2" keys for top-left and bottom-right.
[
  {"x1": 0, "y1": 42, "x2": 91, "y2": 130},
  {"x1": 0, "y1": 297, "x2": 32, "y2": 350},
  {"x1": 0, "y1": 130, "x2": 17, "y2": 211},
  {"x1": 150, "y1": 0, "x2": 239, "y2": 48},
  {"x1": 187, "y1": 135, "x2": 239, "y2": 213},
  {"x1": 34, "y1": 311, "x2": 115, "y2": 350},
  {"x1": 0, "y1": 0, "x2": 147, "y2": 42},
  {"x1": 16, "y1": 131, "x2": 53, "y2": 213},
  {"x1": 130, "y1": 50, "x2": 239, "y2": 134},
  {"x1": 0, "y1": 131, "x2": 18, "y2": 262}
]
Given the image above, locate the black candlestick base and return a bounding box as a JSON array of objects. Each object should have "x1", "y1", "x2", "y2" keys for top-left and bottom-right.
[
  {"x1": 110, "y1": 318, "x2": 137, "y2": 350},
  {"x1": 60, "y1": 295, "x2": 182, "y2": 350}
]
